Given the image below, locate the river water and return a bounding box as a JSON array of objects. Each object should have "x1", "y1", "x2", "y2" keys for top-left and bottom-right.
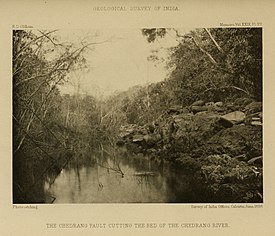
[{"x1": 44, "y1": 147, "x2": 203, "y2": 203}]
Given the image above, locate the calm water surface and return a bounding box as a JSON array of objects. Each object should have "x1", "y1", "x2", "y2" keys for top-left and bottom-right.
[{"x1": 44, "y1": 148, "x2": 201, "y2": 203}]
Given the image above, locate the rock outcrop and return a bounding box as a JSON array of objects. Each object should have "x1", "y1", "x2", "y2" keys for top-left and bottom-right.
[
  {"x1": 118, "y1": 99, "x2": 262, "y2": 165},
  {"x1": 117, "y1": 99, "x2": 263, "y2": 203}
]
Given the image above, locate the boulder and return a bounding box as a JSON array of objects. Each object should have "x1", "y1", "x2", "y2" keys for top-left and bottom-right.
[
  {"x1": 251, "y1": 121, "x2": 262, "y2": 126},
  {"x1": 191, "y1": 105, "x2": 208, "y2": 113},
  {"x1": 218, "y1": 117, "x2": 234, "y2": 128},
  {"x1": 207, "y1": 125, "x2": 262, "y2": 157},
  {"x1": 191, "y1": 100, "x2": 205, "y2": 106},
  {"x1": 191, "y1": 103, "x2": 224, "y2": 114},
  {"x1": 215, "y1": 101, "x2": 223, "y2": 107},
  {"x1": 173, "y1": 112, "x2": 222, "y2": 151},
  {"x1": 213, "y1": 106, "x2": 224, "y2": 112},
  {"x1": 205, "y1": 102, "x2": 215, "y2": 106},
  {"x1": 207, "y1": 103, "x2": 224, "y2": 112},
  {"x1": 221, "y1": 111, "x2": 246, "y2": 124},
  {"x1": 173, "y1": 113, "x2": 194, "y2": 131}
]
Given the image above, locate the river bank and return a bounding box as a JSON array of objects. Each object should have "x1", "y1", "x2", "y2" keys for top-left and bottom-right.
[{"x1": 117, "y1": 98, "x2": 263, "y2": 203}]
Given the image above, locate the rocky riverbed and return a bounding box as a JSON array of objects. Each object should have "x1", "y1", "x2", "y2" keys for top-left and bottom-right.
[{"x1": 117, "y1": 98, "x2": 263, "y2": 202}]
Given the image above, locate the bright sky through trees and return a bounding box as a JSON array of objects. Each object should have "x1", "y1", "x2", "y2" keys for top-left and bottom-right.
[{"x1": 57, "y1": 28, "x2": 178, "y2": 97}]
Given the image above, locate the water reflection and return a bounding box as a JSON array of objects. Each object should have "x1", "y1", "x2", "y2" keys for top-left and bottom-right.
[
  {"x1": 45, "y1": 154, "x2": 165, "y2": 203},
  {"x1": 44, "y1": 147, "x2": 206, "y2": 203}
]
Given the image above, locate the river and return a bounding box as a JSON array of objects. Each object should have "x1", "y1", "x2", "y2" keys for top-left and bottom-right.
[{"x1": 44, "y1": 147, "x2": 205, "y2": 203}]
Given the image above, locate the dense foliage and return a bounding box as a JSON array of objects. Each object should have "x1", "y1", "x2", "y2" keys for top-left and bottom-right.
[
  {"x1": 108, "y1": 28, "x2": 262, "y2": 126},
  {"x1": 13, "y1": 30, "x2": 106, "y2": 202}
]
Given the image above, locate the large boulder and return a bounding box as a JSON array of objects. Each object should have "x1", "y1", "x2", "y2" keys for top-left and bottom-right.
[
  {"x1": 172, "y1": 112, "x2": 223, "y2": 152},
  {"x1": 218, "y1": 117, "x2": 234, "y2": 128},
  {"x1": 220, "y1": 111, "x2": 246, "y2": 126},
  {"x1": 193, "y1": 125, "x2": 262, "y2": 158}
]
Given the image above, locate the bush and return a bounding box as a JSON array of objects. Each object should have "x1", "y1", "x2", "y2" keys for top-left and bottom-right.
[{"x1": 200, "y1": 154, "x2": 262, "y2": 202}]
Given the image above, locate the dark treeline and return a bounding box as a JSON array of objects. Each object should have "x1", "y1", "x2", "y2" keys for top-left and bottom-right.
[{"x1": 13, "y1": 28, "x2": 262, "y2": 203}]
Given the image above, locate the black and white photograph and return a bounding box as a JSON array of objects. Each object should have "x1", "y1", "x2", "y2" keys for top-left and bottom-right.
[
  {"x1": 13, "y1": 27, "x2": 263, "y2": 204},
  {"x1": 3, "y1": 1, "x2": 275, "y2": 236}
]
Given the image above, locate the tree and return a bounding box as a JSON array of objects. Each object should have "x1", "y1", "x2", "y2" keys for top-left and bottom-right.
[
  {"x1": 142, "y1": 28, "x2": 262, "y2": 102},
  {"x1": 13, "y1": 29, "x2": 93, "y2": 203}
]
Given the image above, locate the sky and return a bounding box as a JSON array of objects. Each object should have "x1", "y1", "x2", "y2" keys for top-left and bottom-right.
[{"x1": 55, "y1": 28, "x2": 179, "y2": 98}]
